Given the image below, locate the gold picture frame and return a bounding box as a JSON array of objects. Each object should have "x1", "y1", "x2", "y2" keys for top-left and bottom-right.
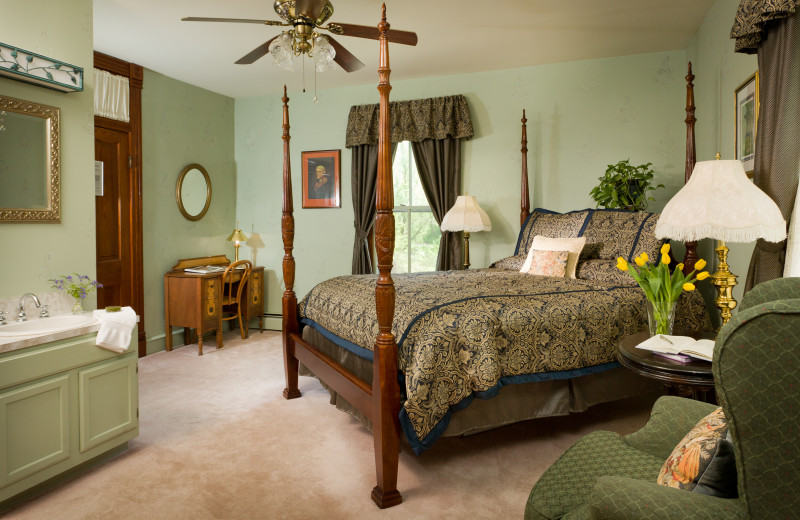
[{"x1": 735, "y1": 71, "x2": 759, "y2": 177}]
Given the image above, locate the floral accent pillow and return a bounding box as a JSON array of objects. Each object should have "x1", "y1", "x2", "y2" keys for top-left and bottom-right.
[
  {"x1": 521, "y1": 236, "x2": 586, "y2": 278},
  {"x1": 657, "y1": 407, "x2": 730, "y2": 491},
  {"x1": 524, "y1": 249, "x2": 569, "y2": 277}
]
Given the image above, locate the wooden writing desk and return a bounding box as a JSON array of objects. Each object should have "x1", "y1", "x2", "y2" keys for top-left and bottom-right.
[{"x1": 164, "y1": 255, "x2": 264, "y2": 355}]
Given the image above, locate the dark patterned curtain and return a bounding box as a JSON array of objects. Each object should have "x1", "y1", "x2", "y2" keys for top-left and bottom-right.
[
  {"x1": 411, "y1": 137, "x2": 463, "y2": 271},
  {"x1": 346, "y1": 95, "x2": 473, "y2": 272},
  {"x1": 351, "y1": 144, "x2": 379, "y2": 274},
  {"x1": 735, "y1": 10, "x2": 800, "y2": 290},
  {"x1": 730, "y1": 0, "x2": 799, "y2": 52}
]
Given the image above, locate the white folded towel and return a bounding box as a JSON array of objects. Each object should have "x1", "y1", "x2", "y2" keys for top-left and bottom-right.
[{"x1": 93, "y1": 307, "x2": 137, "y2": 353}]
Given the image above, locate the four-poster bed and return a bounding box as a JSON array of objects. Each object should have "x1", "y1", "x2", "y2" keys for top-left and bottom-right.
[{"x1": 280, "y1": 9, "x2": 707, "y2": 507}]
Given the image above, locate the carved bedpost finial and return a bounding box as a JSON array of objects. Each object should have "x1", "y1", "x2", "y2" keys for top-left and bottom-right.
[
  {"x1": 520, "y1": 109, "x2": 530, "y2": 227},
  {"x1": 381, "y1": 3, "x2": 386, "y2": 23},
  {"x1": 683, "y1": 62, "x2": 698, "y2": 275}
]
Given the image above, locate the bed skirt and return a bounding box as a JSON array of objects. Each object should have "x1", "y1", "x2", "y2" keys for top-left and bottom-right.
[{"x1": 300, "y1": 326, "x2": 661, "y2": 444}]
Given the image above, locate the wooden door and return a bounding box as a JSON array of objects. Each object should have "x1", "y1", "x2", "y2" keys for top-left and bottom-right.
[{"x1": 95, "y1": 127, "x2": 132, "y2": 309}]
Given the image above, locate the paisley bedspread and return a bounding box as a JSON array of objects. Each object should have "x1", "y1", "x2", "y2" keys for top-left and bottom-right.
[{"x1": 298, "y1": 269, "x2": 711, "y2": 453}]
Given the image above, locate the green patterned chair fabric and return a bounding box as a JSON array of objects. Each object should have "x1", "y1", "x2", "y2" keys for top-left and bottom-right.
[{"x1": 525, "y1": 277, "x2": 800, "y2": 519}]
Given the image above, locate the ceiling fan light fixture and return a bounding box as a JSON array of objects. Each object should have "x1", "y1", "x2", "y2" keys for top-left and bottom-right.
[
  {"x1": 313, "y1": 35, "x2": 336, "y2": 72},
  {"x1": 269, "y1": 32, "x2": 295, "y2": 70}
]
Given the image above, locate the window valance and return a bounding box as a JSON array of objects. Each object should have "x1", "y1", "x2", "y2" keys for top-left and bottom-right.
[
  {"x1": 345, "y1": 94, "x2": 474, "y2": 148},
  {"x1": 731, "y1": 0, "x2": 799, "y2": 53}
]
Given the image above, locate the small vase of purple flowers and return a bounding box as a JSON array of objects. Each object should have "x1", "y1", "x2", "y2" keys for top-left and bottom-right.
[{"x1": 50, "y1": 274, "x2": 103, "y2": 314}]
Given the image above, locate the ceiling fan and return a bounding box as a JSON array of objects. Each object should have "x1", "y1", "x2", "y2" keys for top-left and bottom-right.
[{"x1": 182, "y1": 0, "x2": 418, "y2": 73}]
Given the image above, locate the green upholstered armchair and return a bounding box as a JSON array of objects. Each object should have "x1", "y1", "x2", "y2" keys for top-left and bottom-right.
[{"x1": 525, "y1": 277, "x2": 800, "y2": 520}]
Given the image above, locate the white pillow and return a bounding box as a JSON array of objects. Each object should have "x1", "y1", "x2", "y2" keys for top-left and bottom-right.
[{"x1": 520, "y1": 236, "x2": 586, "y2": 278}]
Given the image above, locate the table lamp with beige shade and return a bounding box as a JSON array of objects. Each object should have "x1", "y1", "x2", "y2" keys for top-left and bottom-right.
[
  {"x1": 655, "y1": 157, "x2": 786, "y2": 325},
  {"x1": 440, "y1": 195, "x2": 492, "y2": 269}
]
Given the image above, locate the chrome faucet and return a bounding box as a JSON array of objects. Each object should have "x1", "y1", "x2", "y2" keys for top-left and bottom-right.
[{"x1": 17, "y1": 293, "x2": 41, "y2": 322}]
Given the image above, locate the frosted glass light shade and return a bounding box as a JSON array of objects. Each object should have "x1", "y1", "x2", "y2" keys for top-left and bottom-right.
[
  {"x1": 440, "y1": 195, "x2": 492, "y2": 233},
  {"x1": 655, "y1": 160, "x2": 786, "y2": 243}
]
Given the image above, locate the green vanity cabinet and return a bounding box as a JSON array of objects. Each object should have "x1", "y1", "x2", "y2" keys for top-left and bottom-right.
[{"x1": 0, "y1": 331, "x2": 139, "y2": 504}]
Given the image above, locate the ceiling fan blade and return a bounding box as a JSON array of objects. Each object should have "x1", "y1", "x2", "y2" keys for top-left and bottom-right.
[
  {"x1": 235, "y1": 36, "x2": 279, "y2": 65},
  {"x1": 334, "y1": 23, "x2": 418, "y2": 46},
  {"x1": 182, "y1": 17, "x2": 283, "y2": 26},
  {"x1": 326, "y1": 36, "x2": 365, "y2": 73}
]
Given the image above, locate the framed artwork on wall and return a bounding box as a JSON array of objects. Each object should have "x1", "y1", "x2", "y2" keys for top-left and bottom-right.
[
  {"x1": 735, "y1": 71, "x2": 759, "y2": 177},
  {"x1": 302, "y1": 149, "x2": 341, "y2": 208}
]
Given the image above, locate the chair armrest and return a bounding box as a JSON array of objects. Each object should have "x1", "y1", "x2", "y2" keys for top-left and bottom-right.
[
  {"x1": 738, "y1": 277, "x2": 800, "y2": 312},
  {"x1": 589, "y1": 476, "x2": 746, "y2": 520},
  {"x1": 623, "y1": 396, "x2": 717, "y2": 460}
]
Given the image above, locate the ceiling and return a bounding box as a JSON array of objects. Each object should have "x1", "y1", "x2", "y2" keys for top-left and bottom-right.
[{"x1": 93, "y1": 0, "x2": 715, "y2": 99}]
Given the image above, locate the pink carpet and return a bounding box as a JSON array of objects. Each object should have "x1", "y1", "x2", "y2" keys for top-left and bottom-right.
[{"x1": 3, "y1": 331, "x2": 655, "y2": 519}]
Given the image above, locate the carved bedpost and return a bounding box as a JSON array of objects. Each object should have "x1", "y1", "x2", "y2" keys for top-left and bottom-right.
[
  {"x1": 682, "y1": 63, "x2": 698, "y2": 274},
  {"x1": 520, "y1": 109, "x2": 530, "y2": 227},
  {"x1": 370, "y1": 4, "x2": 403, "y2": 510},
  {"x1": 281, "y1": 86, "x2": 301, "y2": 400}
]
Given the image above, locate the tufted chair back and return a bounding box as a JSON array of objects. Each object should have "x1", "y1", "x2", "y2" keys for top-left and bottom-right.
[{"x1": 714, "y1": 277, "x2": 800, "y2": 519}]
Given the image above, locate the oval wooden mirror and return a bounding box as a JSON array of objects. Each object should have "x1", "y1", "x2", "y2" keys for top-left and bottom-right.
[{"x1": 176, "y1": 163, "x2": 211, "y2": 221}]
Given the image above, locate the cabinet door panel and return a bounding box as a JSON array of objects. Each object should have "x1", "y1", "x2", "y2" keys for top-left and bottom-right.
[
  {"x1": 0, "y1": 376, "x2": 70, "y2": 486},
  {"x1": 79, "y1": 357, "x2": 138, "y2": 452}
]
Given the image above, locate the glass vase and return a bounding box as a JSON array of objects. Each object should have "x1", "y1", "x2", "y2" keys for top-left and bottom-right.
[
  {"x1": 646, "y1": 299, "x2": 676, "y2": 336},
  {"x1": 72, "y1": 297, "x2": 83, "y2": 315}
]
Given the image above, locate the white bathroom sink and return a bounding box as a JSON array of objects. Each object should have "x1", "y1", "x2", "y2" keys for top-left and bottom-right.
[{"x1": 0, "y1": 314, "x2": 97, "y2": 337}]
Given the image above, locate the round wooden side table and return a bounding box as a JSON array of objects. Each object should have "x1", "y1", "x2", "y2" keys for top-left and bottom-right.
[{"x1": 617, "y1": 330, "x2": 717, "y2": 404}]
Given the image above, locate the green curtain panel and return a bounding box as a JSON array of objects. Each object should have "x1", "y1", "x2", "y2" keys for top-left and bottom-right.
[
  {"x1": 345, "y1": 94, "x2": 474, "y2": 148},
  {"x1": 730, "y1": 0, "x2": 799, "y2": 52}
]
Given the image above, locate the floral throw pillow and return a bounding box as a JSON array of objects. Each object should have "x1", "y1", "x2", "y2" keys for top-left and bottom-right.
[
  {"x1": 525, "y1": 249, "x2": 569, "y2": 277},
  {"x1": 657, "y1": 407, "x2": 731, "y2": 492}
]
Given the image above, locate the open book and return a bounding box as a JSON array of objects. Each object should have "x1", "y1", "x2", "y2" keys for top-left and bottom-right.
[
  {"x1": 184, "y1": 265, "x2": 226, "y2": 274},
  {"x1": 635, "y1": 335, "x2": 715, "y2": 362}
]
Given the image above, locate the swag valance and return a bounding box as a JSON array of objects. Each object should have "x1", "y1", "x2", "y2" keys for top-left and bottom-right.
[
  {"x1": 731, "y1": 0, "x2": 799, "y2": 53},
  {"x1": 345, "y1": 94, "x2": 474, "y2": 148}
]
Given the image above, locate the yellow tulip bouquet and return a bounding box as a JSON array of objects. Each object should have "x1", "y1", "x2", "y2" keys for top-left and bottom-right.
[{"x1": 616, "y1": 243, "x2": 709, "y2": 335}]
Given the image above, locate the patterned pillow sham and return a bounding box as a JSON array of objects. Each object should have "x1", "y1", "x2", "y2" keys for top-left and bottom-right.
[
  {"x1": 657, "y1": 407, "x2": 735, "y2": 495},
  {"x1": 576, "y1": 259, "x2": 637, "y2": 285},
  {"x1": 516, "y1": 209, "x2": 591, "y2": 256},
  {"x1": 580, "y1": 209, "x2": 664, "y2": 261},
  {"x1": 525, "y1": 249, "x2": 569, "y2": 277},
  {"x1": 489, "y1": 254, "x2": 528, "y2": 271}
]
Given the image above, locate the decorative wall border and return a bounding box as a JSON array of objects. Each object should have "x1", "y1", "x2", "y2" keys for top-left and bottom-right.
[{"x1": 0, "y1": 42, "x2": 83, "y2": 93}]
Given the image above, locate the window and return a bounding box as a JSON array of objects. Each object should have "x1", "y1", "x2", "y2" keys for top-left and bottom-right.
[{"x1": 391, "y1": 141, "x2": 440, "y2": 273}]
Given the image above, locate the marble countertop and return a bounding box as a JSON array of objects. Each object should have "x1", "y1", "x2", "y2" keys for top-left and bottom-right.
[{"x1": 0, "y1": 315, "x2": 101, "y2": 355}]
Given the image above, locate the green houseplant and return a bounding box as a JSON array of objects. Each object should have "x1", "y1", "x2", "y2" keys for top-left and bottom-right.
[{"x1": 589, "y1": 159, "x2": 664, "y2": 211}]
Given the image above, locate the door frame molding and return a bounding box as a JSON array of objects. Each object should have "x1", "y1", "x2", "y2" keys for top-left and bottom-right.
[{"x1": 93, "y1": 52, "x2": 146, "y2": 357}]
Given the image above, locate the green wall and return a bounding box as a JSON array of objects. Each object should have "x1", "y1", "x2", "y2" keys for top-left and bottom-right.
[
  {"x1": 235, "y1": 50, "x2": 691, "y2": 321},
  {"x1": 0, "y1": 0, "x2": 96, "y2": 302},
  {"x1": 686, "y1": 0, "x2": 759, "y2": 306},
  {"x1": 141, "y1": 70, "x2": 235, "y2": 354}
]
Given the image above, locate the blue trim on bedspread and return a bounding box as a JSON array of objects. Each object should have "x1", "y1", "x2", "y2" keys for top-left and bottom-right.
[
  {"x1": 399, "y1": 361, "x2": 620, "y2": 455},
  {"x1": 301, "y1": 318, "x2": 374, "y2": 362}
]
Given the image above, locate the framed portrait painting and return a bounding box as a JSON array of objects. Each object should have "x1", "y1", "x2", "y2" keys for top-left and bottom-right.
[
  {"x1": 301, "y1": 149, "x2": 341, "y2": 208},
  {"x1": 735, "y1": 71, "x2": 759, "y2": 176}
]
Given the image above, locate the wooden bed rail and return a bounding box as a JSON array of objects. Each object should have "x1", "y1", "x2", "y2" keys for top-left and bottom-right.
[
  {"x1": 682, "y1": 62, "x2": 698, "y2": 275},
  {"x1": 520, "y1": 109, "x2": 530, "y2": 227}
]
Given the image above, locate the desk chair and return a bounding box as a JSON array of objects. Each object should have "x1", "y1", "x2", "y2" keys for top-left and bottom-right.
[{"x1": 221, "y1": 260, "x2": 252, "y2": 342}]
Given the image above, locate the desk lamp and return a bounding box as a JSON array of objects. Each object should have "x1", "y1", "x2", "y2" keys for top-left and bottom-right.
[
  {"x1": 655, "y1": 157, "x2": 786, "y2": 325},
  {"x1": 440, "y1": 195, "x2": 492, "y2": 269},
  {"x1": 226, "y1": 221, "x2": 248, "y2": 262}
]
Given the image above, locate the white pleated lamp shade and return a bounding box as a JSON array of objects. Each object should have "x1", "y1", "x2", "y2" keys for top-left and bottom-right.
[
  {"x1": 440, "y1": 195, "x2": 492, "y2": 233},
  {"x1": 655, "y1": 160, "x2": 786, "y2": 243}
]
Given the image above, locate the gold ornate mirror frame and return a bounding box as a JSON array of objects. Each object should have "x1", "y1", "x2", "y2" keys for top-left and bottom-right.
[
  {"x1": 176, "y1": 163, "x2": 212, "y2": 221},
  {"x1": 0, "y1": 94, "x2": 61, "y2": 223}
]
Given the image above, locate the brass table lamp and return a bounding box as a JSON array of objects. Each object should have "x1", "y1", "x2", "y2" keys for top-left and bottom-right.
[
  {"x1": 227, "y1": 222, "x2": 248, "y2": 262},
  {"x1": 655, "y1": 158, "x2": 786, "y2": 325}
]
